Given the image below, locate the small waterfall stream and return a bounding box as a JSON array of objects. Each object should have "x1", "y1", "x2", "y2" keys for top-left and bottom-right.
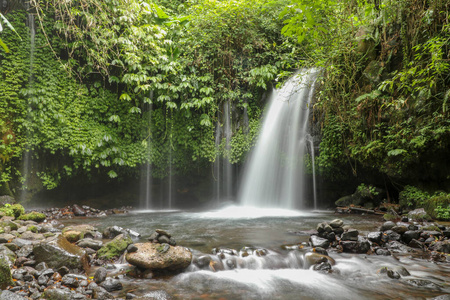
[{"x1": 239, "y1": 69, "x2": 319, "y2": 209}]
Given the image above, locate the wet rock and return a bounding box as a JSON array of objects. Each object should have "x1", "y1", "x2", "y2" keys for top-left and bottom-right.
[
  {"x1": 103, "y1": 226, "x2": 125, "y2": 239},
  {"x1": 408, "y1": 208, "x2": 430, "y2": 221},
  {"x1": 61, "y1": 274, "x2": 79, "y2": 288},
  {"x1": 428, "y1": 240, "x2": 450, "y2": 254},
  {"x1": 156, "y1": 243, "x2": 170, "y2": 253},
  {"x1": 393, "y1": 266, "x2": 410, "y2": 276},
  {"x1": 309, "y1": 235, "x2": 330, "y2": 248},
  {"x1": 42, "y1": 287, "x2": 73, "y2": 300},
  {"x1": 304, "y1": 252, "x2": 335, "y2": 268},
  {"x1": 329, "y1": 219, "x2": 344, "y2": 228},
  {"x1": 33, "y1": 235, "x2": 89, "y2": 273},
  {"x1": 94, "y1": 267, "x2": 107, "y2": 284},
  {"x1": 148, "y1": 232, "x2": 159, "y2": 242},
  {"x1": 375, "y1": 248, "x2": 390, "y2": 256},
  {"x1": 72, "y1": 205, "x2": 86, "y2": 217},
  {"x1": 380, "y1": 221, "x2": 395, "y2": 232},
  {"x1": 97, "y1": 234, "x2": 132, "y2": 260},
  {"x1": 381, "y1": 230, "x2": 401, "y2": 243},
  {"x1": 341, "y1": 229, "x2": 359, "y2": 241},
  {"x1": 155, "y1": 229, "x2": 171, "y2": 238},
  {"x1": 99, "y1": 278, "x2": 122, "y2": 292},
  {"x1": 387, "y1": 269, "x2": 401, "y2": 279},
  {"x1": 406, "y1": 279, "x2": 441, "y2": 289},
  {"x1": 126, "y1": 242, "x2": 192, "y2": 271},
  {"x1": 431, "y1": 295, "x2": 450, "y2": 300},
  {"x1": 391, "y1": 225, "x2": 408, "y2": 235},
  {"x1": 408, "y1": 239, "x2": 424, "y2": 250},
  {"x1": 341, "y1": 240, "x2": 371, "y2": 254},
  {"x1": 402, "y1": 231, "x2": 421, "y2": 244},
  {"x1": 368, "y1": 232, "x2": 382, "y2": 244},
  {"x1": 0, "y1": 245, "x2": 16, "y2": 265},
  {"x1": 385, "y1": 241, "x2": 410, "y2": 253},
  {"x1": 76, "y1": 238, "x2": 103, "y2": 250},
  {"x1": 127, "y1": 244, "x2": 138, "y2": 253},
  {"x1": 157, "y1": 235, "x2": 170, "y2": 244},
  {"x1": 194, "y1": 255, "x2": 212, "y2": 268},
  {"x1": 16, "y1": 244, "x2": 33, "y2": 258},
  {"x1": 209, "y1": 260, "x2": 224, "y2": 272},
  {"x1": 125, "y1": 229, "x2": 141, "y2": 239},
  {"x1": 0, "y1": 290, "x2": 28, "y2": 300},
  {"x1": 313, "y1": 262, "x2": 332, "y2": 272},
  {"x1": 57, "y1": 266, "x2": 70, "y2": 276}
]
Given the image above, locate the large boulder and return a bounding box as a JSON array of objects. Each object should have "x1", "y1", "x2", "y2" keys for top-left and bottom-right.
[
  {"x1": 0, "y1": 255, "x2": 13, "y2": 289},
  {"x1": 126, "y1": 243, "x2": 192, "y2": 271},
  {"x1": 62, "y1": 224, "x2": 101, "y2": 243},
  {"x1": 408, "y1": 208, "x2": 431, "y2": 221},
  {"x1": 33, "y1": 234, "x2": 89, "y2": 273}
]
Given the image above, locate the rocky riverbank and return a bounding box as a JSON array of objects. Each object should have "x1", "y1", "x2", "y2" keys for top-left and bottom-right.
[{"x1": 0, "y1": 204, "x2": 449, "y2": 299}]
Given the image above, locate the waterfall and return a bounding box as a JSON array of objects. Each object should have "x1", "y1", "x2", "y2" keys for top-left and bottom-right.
[
  {"x1": 20, "y1": 5, "x2": 36, "y2": 202},
  {"x1": 213, "y1": 100, "x2": 234, "y2": 202},
  {"x1": 238, "y1": 69, "x2": 318, "y2": 209},
  {"x1": 306, "y1": 134, "x2": 317, "y2": 210},
  {"x1": 140, "y1": 102, "x2": 153, "y2": 209}
]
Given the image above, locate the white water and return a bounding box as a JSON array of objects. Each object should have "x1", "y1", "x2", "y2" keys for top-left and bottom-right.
[
  {"x1": 239, "y1": 69, "x2": 319, "y2": 209},
  {"x1": 306, "y1": 134, "x2": 318, "y2": 210}
]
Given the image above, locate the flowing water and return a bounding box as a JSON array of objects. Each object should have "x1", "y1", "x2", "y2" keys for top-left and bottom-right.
[
  {"x1": 238, "y1": 69, "x2": 319, "y2": 209},
  {"x1": 64, "y1": 207, "x2": 450, "y2": 299}
]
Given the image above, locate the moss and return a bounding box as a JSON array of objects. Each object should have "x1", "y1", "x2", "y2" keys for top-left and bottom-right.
[
  {"x1": 383, "y1": 213, "x2": 397, "y2": 221},
  {"x1": 18, "y1": 212, "x2": 46, "y2": 222},
  {"x1": 0, "y1": 256, "x2": 14, "y2": 289},
  {"x1": 27, "y1": 225, "x2": 38, "y2": 233},
  {"x1": 97, "y1": 234, "x2": 132, "y2": 260},
  {"x1": 0, "y1": 203, "x2": 25, "y2": 218}
]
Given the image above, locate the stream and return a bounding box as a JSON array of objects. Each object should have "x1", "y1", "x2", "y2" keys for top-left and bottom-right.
[{"x1": 62, "y1": 206, "x2": 450, "y2": 299}]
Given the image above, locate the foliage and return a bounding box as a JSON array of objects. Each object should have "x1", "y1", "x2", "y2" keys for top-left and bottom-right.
[
  {"x1": 357, "y1": 183, "x2": 379, "y2": 198},
  {"x1": 435, "y1": 205, "x2": 450, "y2": 221},
  {"x1": 18, "y1": 211, "x2": 46, "y2": 222},
  {"x1": 399, "y1": 185, "x2": 450, "y2": 219},
  {"x1": 281, "y1": 0, "x2": 450, "y2": 185},
  {"x1": 0, "y1": 203, "x2": 25, "y2": 218},
  {"x1": 399, "y1": 185, "x2": 430, "y2": 209}
]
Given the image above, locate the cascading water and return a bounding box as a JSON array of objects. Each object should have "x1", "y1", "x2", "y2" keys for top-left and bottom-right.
[
  {"x1": 213, "y1": 101, "x2": 234, "y2": 202},
  {"x1": 20, "y1": 5, "x2": 36, "y2": 202},
  {"x1": 239, "y1": 69, "x2": 319, "y2": 209},
  {"x1": 140, "y1": 102, "x2": 153, "y2": 209},
  {"x1": 306, "y1": 134, "x2": 317, "y2": 210}
]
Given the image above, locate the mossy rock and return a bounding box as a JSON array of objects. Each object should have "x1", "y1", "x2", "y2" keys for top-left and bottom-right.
[
  {"x1": 383, "y1": 213, "x2": 397, "y2": 221},
  {"x1": 0, "y1": 204, "x2": 25, "y2": 218},
  {"x1": 0, "y1": 220, "x2": 19, "y2": 231},
  {"x1": 18, "y1": 212, "x2": 46, "y2": 222},
  {"x1": 97, "y1": 234, "x2": 132, "y2": 260},
  {"x1": 0, "y1": 255, "x2": 14, "y2": 289},
  {"x1": 27, "y1": 225, "x2": 38, "y2": 233},
  {"x1": 335, "y1": 194, "x2": 361, "y2": 207}
]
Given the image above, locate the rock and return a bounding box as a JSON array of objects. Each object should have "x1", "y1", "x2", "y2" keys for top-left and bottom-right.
[
  {"x1": 126, "y1": 243, "x2": 192, "y2": 271},
  {"x1": 380, "y1": 221, "x2": 396, "y2": 232},
  {"x1": 0, "y1": 290, "x2": 28, "y2": 300},
  {"x1": 0, "y1": 256, "x2": 14, "y2": 289},
  {"x1": 148, "y1": 232, "x2": 159, "y2": 241},
  {"x1": 381, "y1": 230, "x2": 401, "y2": 244},
  {"x1": 33, "y1": 235, "x2": 89, "y2": 273},
  {"x1": 99, "y1": 278, "x2": 122, "y2": 292},
  {"x1": 97, "y1": 234, "x2": 132, "y2": 260},
  {"x1": 309, "y1": 235, "x2": 330, "y2": 248},
  {"x1": 386, "y1": 241, "x2": 410, "y2": 253},
  {"x1": 335, "y1": 194, "x2": 361, "y2": 207},
  {"x1": 341, "y1": 229, "x2": 359, "y2": 241},
  {"x1": 42, "y1": 287, "x2": 73, "y2": 300},
  {"x1": 367, "y1": 232, "x2": 382, "y2": 244},
  {"x1": 127, "y1": 244, "x2": 138, "y2": 253},
  {"x1": 92, "y1": 286, "x2": 115, "y2": 299},
  {"x1": 0, "y1": 234, "x2": 15, "y2": 243},
  {"x1": 329, "y1": 219, "x2": 344, "y2": 228},
  {"x1": 195, "y1": 255, "x2": 212, "y2": 268},
  {"x1": 61, "y1": 274, "x2": 79, "y2": 288},
  {"x1": 103, "y1": 226, "x2": 124, "y2": 239},
  {"x1": 402, "y1": 231, "x2": 421, "y2": 244},
  {"x1": 393, "y1": 266, "x2": 410, "y2": 276},
  {"x1": 0, "y1": 245, "x2": 16, "y2": 265},
  {"x1": 391, "y1": 225, "x2": 408, "y2": 235},
  {"x1": 313, "y1": 262, "x2": 332, "y2": 272},
  {"x1": 375, "y1": 248, "x2": 390, "y2": 256},
  {"x1": 408, "y1": 208, "x2": 431, "y2": 221},
  {"x1": 387, "y1": 269, "x2": 401, "y2": 279},
  {"x1": 406, "y1": 279, "x2": 441, "y2": 289},
  {"x1": 431, "y1": 295, "x2": 450, "y2": 300},
  {"x1": 304, "y1": 252, "x2": 335, "y2": 268},
  {"x1": 72, "y1": 205, "x2": 86, "y2": 217},
  {"x1": 428, "y1": 240, "x2": 450, "y2": 254},
  {"x1": 157, "y1": 235, "x2": 170, "y2": 244},
  {"x1": 341, "y1": 240, "x2": 371, "y2": 254},
  {"x1": 94, "y1": 267, "x2": 107, "y2": 284},
  {"x1": 76, "y1": 238, "x2": 103, "y2": 250},
  {"x1": 155, "y1": 229, "x2": 171, "y2": 238},
  {"x1": 17, "y1": 212, "x2": 46, "y2": 223}
]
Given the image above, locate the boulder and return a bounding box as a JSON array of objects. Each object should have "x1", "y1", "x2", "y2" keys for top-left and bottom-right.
[
  {"x1": 97, "y1": 234, "x2": 132, "y2": 260},
  {"x1": 408, "y1": 208, "x2": 430, "y2": 221},
  {"x1": 0, "y1": 255, "x2": 14, "y2": 289},
  {"x1": 76, "y1": 238, "x2": 103, "y2": 250},
  {"x1": 72, "y1": 205, "x2": 86, "y2": 217},
  {"x1": 380, "y1": 221, "x2": 396, "y2": 232},
  {"x1": 0, "y1": 290, "x2": 28, "y2": 300},
  {"x1": 341, "y1": 240, "x2": 371, "y2": 254},
  {"x1": 367, "y1": 232, "x2": 382, "y2": 244},
  {"x1": 94, "y1": 267, "x2": 107, "y2": 284},
  {"x1": 309, "y1": 235, "x2": 330, "y2": 248},
  {"x1": 33, "y1": 235, "x2": 89, "y2": 273},
  {"x1": 126, "y1": 243, "x2": 192, "y2": 271},
  {"x1": 62, "y1": 225, "x2": 100, "y2": 243},
  {"x1": 329, "y1": 219, "x2": 344, "y2": 228},
  {"x1": 402, "y1": 231, "x2": 421, "y2": 244},
  {"x1": 341, "y1": 229, "x2": 359, "y2": 241},
  {"x1": 428, "y1": 240, "x2": 450, "y2": 254}
]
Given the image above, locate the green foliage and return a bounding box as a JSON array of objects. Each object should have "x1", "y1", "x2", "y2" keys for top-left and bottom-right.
[
  {"x1": 399, "y1": 186, "x2": 430, "y2": 209},
  {"x1": 435, "y1": 205, "x2": 450, "y2": 221},
  {"x1": 0, "y1": 203, "x2": 24, "y2": 218},
  {"x1": 399, "y1": 186, "x2": 450, "y2": 219},
  {"x1": 357, "y1": 183, "x2": 379, "y2": 198}
]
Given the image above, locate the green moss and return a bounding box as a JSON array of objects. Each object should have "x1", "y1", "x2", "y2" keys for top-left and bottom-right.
[
  {"x1": 383, "y1": 213, "x2": 397, "y2": 221},
  {"x1": 27, "y1": 225, "x2": 38, "y2": 233},
  {"x1": 0, "y1": 204, "x2": 24, "y2": 218},
  {"x1": 97, "y1": 234, "x2": 132, "y2": 260},
  {"x1": 18, "y1": 211, "x2": 46, "y2": 222},
  {"x1": 0, "y1": 256, "x2": 14, "y2": 289}
]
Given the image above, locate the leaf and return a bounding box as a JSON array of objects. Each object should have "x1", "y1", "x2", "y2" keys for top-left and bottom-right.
[
  {"x1": 0, "y1": 38, "x2": 9, "y2": 53},
  {"x1": 108, "y1": 170, "x2": 118, "y2": 178},
  {"x1": 387, "y1": 149, "x2": 407, "y2": 156},
  {"x1": 0, "y1": 12, "x2": 21, "y2": 40}
]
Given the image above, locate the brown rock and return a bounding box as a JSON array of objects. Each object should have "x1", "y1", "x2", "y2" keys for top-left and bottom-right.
[{"x1": 125, "y1": 243, "x2": 192, "y2": 271}]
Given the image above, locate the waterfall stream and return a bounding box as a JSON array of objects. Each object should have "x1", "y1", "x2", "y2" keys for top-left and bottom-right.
[{"x1": 238, "y1": 69, "x2": 319, "y2": 209}]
